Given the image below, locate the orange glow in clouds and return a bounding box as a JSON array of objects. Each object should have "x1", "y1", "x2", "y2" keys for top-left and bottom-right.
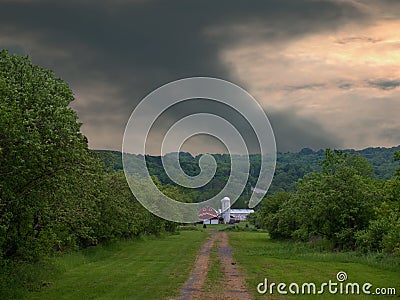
[{"x1": 220, "y1": 20, "x2": 400, "y2": 149}]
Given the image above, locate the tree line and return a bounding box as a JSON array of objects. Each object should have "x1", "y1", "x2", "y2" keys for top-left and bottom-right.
[{"x1": 98, "y1": 144, "x2": 400, "y2": 208}]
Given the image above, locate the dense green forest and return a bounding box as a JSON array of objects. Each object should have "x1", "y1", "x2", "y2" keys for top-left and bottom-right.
[{"x1": 96, "y1": 144, "x2": 400, "y2": 207}]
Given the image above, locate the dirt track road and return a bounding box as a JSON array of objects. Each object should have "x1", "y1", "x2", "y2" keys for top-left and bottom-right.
[{"x1": 176, "y1": 232, "x2": 253, "y2": 300}]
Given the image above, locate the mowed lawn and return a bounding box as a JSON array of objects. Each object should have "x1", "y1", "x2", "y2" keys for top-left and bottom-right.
[
  {"x1": 229, "y1": 232, "x2": 400, "y2": 300},
  {"x1": 28, "y1": 231, "x2": 207, "y2": 300}
]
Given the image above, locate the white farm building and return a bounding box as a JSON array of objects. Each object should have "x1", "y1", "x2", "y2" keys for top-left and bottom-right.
[{"x1": 229, "y1": 209, "x2": 255, "y2": 221}]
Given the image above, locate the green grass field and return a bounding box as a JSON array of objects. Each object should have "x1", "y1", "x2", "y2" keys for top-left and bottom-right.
[
  {"x1": 27, "y1": 232, "x2": 207, "y2": 300},
  {"x1": 229, "y1": 231, "x2": 400, "y2": 299},
  {"x1": 20, "y1": 227, "x2": 400, "y2": 300}
]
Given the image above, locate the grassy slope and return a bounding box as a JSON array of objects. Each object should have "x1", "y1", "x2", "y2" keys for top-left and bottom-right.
[
  {"x1": 229, "y1": 232, "x2": 400, "y2": 299},
  {"x1": 28, "y1": 232, "x2": 207, "y2": 300}
]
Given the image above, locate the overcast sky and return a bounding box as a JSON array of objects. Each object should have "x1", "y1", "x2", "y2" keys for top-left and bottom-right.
[{"x1": 1, "y1": 0, "x2": 399, "y2": 154}]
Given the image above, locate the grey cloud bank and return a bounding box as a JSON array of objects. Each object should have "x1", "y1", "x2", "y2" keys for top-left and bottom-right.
[{"x1": 0, "y1": 0, "x2": 398, "y2": 153}]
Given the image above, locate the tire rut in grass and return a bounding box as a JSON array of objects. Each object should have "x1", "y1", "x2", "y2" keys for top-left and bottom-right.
[{"x1": 175, "y1": 232, "x2": 253, "y2": 300}]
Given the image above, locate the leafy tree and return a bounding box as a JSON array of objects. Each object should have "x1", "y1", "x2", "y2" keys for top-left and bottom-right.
[
  {"x1": 95, "y1": 171, "x2": 176, "y2": 242},
  {"x1": 249, "y1": 192, "x2": 295, "y2": 238},
  {"x1": 356, "y1": 151, "x2": 400, "y2": 255},
  {"x1": 0, "y1": 50, "x2": 102, "y2": 260},
  {"x1": 293, "y1": 150, "x2": 381, "y2": 248}
]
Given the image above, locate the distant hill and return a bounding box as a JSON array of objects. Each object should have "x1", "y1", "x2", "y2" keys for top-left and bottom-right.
[{"x1": 95, "y1": 146, "x2": 400, "y2": 207}]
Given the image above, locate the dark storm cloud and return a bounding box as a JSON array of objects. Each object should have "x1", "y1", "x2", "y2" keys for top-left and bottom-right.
[
  {"x1": 0, "y1": 0, "x2": 366, "y2": 82},
  {"x1": 367, "y1": 79, "x2": 400, "y2": 91},
  {"x1": 268, "y1": 109, "x2": 343, "y2": 152},
  {"x1": 0, "y1": 0, "x2": 367, "y2": 152}
]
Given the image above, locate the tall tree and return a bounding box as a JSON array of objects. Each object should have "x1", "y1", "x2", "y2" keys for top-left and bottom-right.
[{"x1": 0, "y1": 50, "x2": 99, "y2": 260}]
